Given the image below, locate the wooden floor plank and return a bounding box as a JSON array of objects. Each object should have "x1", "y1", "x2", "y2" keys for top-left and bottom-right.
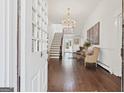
[{"x1": 48, "y1": 53, "x2": 121, "y2": 92}]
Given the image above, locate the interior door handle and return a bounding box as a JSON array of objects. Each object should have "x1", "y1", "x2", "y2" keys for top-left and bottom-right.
[
  {"x1": 121, "y1": 48, "x2": 123, "y2": 58},
  {"x1": 41, "y1": 52, "x2": 43, "y2": 57}
]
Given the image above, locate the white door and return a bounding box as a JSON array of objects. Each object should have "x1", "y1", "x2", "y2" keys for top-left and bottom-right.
[
  {"x1": 116, "y1": 13, "x2": 122, "y2": 76},
  {"x1": 112, "y1": 13, "x2": 122, "y2": 76},
  {"x1": 20, "y1": 0, "x2": 48, "y2": 92}
]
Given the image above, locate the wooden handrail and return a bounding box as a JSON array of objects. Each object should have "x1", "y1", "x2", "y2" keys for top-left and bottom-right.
[{"x1": 59, "y1": 32, "x2": 64, "y2": 59}]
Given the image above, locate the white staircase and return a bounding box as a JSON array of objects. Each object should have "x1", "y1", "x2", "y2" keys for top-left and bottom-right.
[{"x1": 49, "y1": 33, "x2": 62, "y2": 58}]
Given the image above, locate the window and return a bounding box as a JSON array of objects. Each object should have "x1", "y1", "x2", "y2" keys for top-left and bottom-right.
[{"x1": 32, "y1": 0, "x2": 48, "y2": 53}]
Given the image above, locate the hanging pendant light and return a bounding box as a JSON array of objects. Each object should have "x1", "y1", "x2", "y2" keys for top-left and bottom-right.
[{"x1": 62, "y1": 8, "x2": 76, "y2": 29}]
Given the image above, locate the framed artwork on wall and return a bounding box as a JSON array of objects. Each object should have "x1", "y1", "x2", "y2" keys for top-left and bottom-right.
[
  {"x1": 87, "y1": 29, "x2": 90, "y2": 41},
  {"x1": 93, "y1": 23, "x2": 100, "y2": 44},
  {"x1": 87, "y1": 22, "x2": 100, "y2": 45},
  {"x1": 74, "y1": 38, "x2": 80, "y2": 45}
]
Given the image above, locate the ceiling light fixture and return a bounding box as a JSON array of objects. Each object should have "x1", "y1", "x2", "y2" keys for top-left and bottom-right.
[{"x1": 62, "y1": 8, "x2": 76, "y2": 29}]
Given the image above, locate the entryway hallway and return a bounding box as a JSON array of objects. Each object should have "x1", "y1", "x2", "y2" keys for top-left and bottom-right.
[
  {"x1": 48, "y1": 53, "x2": 121, "y2": 92},
  {"x1": 0, "y1": 0, "x2": 123, "y2": 92}
]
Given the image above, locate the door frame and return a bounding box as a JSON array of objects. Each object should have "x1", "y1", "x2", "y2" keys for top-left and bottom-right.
[
  {"x1": 122, "y1": 24, "x2": 124, "y2": 92},
  {"x1": 122, "y1": 0, "x2": 124, "y2": 91},
  {"x1": 122, "y1": 21, "x2": 124, "y2": 91},
  {"x1": 19, "y1": 0, "x2": 26, "y2": 91},
  {"x1": 8, "y1": 0, "x2": 18, "y2": 91},
  {"x1": 19, "y1": 0, "x2": 49, "y2": 91},
  {"x1": 0, "y1": 0, "x2": 18, "y2": 91}
]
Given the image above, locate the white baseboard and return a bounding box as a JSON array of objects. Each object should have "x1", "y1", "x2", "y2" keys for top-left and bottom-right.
[
  {"x1": 98, "y1": 61, "x2": 112, "y2": 74},
  {"x1": 98, "y1": 61, "x2": 121, "y2": 77}
]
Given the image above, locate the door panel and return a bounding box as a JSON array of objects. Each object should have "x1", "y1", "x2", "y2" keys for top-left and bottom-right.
[
  {"x1": 31, "y1": 70, "x2": 40, "y2": 92},
  {"x1": 21, "y1": 0, "x2": 48, "y2": 91},
  {"x1": 30, "y1": 0, "x2": 48, "y2": 91}
]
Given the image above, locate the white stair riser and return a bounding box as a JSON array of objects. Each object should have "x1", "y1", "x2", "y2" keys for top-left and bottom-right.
[
  {"x1": 50, "y1": 54, "x2": 59, "y2": 56},
  {"x1": 50, "y1": 50, "x2": 60, "y2": 52},
  {"x1": 50, "y1": 57, "x2": 59, "y2": 58},
  {"x1": 51, "y1": 45, "x2": 60, "y2": 46},
  {"x1": 50, "y1": 48, "x2": 60, "y2": 50}
]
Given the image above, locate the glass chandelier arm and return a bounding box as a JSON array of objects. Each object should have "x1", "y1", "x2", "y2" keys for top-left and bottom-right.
[{"x1": 62, "y1": 8, "x2": 76, "y2": 28}]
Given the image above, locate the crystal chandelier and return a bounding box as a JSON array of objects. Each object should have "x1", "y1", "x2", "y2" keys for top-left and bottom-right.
[{"x1": 62, "y1": 8, "x2": 76, "y2": 28}]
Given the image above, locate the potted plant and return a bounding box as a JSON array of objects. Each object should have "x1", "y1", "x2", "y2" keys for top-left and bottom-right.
[{"x1": 83, "y1": 40, "x2": 91, "y2": 49}]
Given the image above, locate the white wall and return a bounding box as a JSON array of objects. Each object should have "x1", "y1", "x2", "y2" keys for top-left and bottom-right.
[
  {"x1": 82, "y1": 0, "x2": 122, "y2": 76},
  {"x1": 48, "y1": 24, "x2": 55, "y2": 51},
  {"x1": 52, "y1": 24, "x2": 63, "y2": 33}
]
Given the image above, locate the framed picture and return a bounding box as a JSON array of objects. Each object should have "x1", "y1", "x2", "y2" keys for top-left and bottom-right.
[
  {"x1": 87, "y1": 29, "x2": 90, "y2": 41},
  {"x1": 87, "y1": 22, "x2": 100, "y2": 45},
  {"x1": 74, "y1": 38, "x2": 80, "y2": 45}
]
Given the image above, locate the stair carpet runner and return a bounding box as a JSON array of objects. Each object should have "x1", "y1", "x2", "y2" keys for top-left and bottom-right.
[{"x1": 49, "y1": 33, "x2": 62, "y2": 58}]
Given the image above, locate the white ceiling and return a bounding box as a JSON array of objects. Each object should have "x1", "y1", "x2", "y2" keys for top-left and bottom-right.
[{"x1": 48, "y1": 0, "x2": 102, "y2": 33}]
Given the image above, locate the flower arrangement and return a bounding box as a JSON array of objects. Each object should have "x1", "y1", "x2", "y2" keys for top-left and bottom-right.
[{"x1": 83, "y1": 40, "x2": 91, "y2": 49}]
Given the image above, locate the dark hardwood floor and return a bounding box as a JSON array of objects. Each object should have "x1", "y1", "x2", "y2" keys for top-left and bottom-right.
[{"x1": 48, "y1": 53, "x2": 121, "y2": 92}]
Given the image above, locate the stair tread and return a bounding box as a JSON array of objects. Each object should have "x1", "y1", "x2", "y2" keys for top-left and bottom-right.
[
  {"x1": 51, "y1": 45, "x2": 60, "y2": 47},
  {"x1": 50, "y1": 49, "x2": 60, "y2": 52},
  {"x1": 50, "y1": 57, "x2": 59, "y2": 58},
  {"x1": 50, "y1": 53, "x2": 60, "y2": 55},
  {"x1": 50, "y1": 52, "x2": 60, "y2": 53},
  {"x1": 50, "y1": 48, "x2": 60, "y2": 50},
  {"x1": 51, "y1": 47, "x2": 60, "y2": 48},
  {"x1": 51, "y1": 44, "x2": 60, "y2": 45},
  {"x1": 50, "y1": 50, "x2": 60, "y2": 52},
  {"x1": 50, "y1": 48, "x2": 60, "y2": 49},
  {"x1": 50, "y1": 55, "x2": 60, "y2": 56},
  {"x1": 52, "y1": 43, "x2": 61, "y2": 46}
]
